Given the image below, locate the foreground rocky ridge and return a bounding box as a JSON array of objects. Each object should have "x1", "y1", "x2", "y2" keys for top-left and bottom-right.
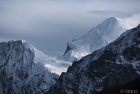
[{"x1": 48, "y1": 25, "x2": 140, "y2": 94}]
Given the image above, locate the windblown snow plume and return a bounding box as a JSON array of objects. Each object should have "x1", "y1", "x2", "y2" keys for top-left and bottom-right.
[{"x1": 120, "y1": 13, "x2": 140, "y2": 29}]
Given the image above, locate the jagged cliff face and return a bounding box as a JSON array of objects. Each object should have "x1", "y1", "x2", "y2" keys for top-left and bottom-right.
[
  {"x1": 63, "y1": 17, "x2": 138, "y2": 62},
  {"x1": 0, "y1": 40, "x2": 58, "y2": 94},
  {"x1": 48, "y1": 25, "x2": 140, "y2": 94}
]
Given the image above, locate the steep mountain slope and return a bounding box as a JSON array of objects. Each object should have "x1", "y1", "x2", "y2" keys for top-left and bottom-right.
[
  {"x1": 63, "y1": 17, "x2": 138, "y2": 61},
  {"x1": 0, "y1": 40, "x2": 69, "y2": 94},
  {"x1": 30, "y1": 43, "x2": 71, "y2": 75},
  {"x1": 48, "y1": 25, "x2": 140, "y2": 94}
]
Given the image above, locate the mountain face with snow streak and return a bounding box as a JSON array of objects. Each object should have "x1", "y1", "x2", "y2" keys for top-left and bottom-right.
[
  {"x1": 63, "y1": 17, "x2": 138, "y2": 61},
  {"x1": 0, "y1": 40, "x2": 70, "y2": 94},
  {"x1": 48, "y1": 25, "x2": 140, "y2": 94},
  {"x1": 31, "y1": 44, "x2": 71, "y2": 75}
]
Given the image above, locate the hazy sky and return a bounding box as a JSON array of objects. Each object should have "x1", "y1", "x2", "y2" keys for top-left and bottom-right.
[{"x1": 0, "y1": 0, "x2": 140, "y2": 56}]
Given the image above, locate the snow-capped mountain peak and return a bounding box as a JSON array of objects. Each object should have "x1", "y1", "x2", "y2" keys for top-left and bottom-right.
[
  {"x1": 6, "y1": 40, "x2": 71, "y2": 75},
  {"x1": 0, "y1": 40, "x2": 70, "y2": 94},
  {"x1": 63, "y1": 17, "x2": 139, "y2": 61},
  {"x1": 21, "y1": 39, "x2": 26, "y2": 43}
]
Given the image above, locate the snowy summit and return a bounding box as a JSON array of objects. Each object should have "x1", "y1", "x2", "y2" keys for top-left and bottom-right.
[{"x1": 63, "y1": 17, "x2": 139, "y2": 61}]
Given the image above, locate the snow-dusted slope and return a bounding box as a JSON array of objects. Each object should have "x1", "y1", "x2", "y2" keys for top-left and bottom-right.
[
  {"x1": 48, "y1": 25, "x2": 140, "y2": 94},
  {"x1": 27, "y1": 43, "x2": 71, "y2": 75},
  {"x1": 0, "y1": 40, "x2": 69, "y2": 94},
  {"x1": 63, "y1": 17, "x2": 139, "y2": 61}
]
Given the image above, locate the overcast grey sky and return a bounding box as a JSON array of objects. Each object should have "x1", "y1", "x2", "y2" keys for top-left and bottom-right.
[{"x1": 0, "y1": 0, "x2": 140, "y2": 56}]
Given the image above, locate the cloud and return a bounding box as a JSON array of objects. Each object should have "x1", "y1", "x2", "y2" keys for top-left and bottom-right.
[
  {"x1": 130, "y1": 13, "x2": 140, "y2": 23},
  {"x1": 0, "y1": 0, "x2": 139, "y2": 56},
  {"x1": 119, "y1": 13, "x2": 140, "y2": 29},
  {"x1": 88, "y1": 10, "x2": 132, "y2": 18}
]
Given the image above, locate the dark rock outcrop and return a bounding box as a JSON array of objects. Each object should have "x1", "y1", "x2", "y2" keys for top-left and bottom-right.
[{"x1": 48, "y1": 25, "x2": 140, "y2": 94}]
